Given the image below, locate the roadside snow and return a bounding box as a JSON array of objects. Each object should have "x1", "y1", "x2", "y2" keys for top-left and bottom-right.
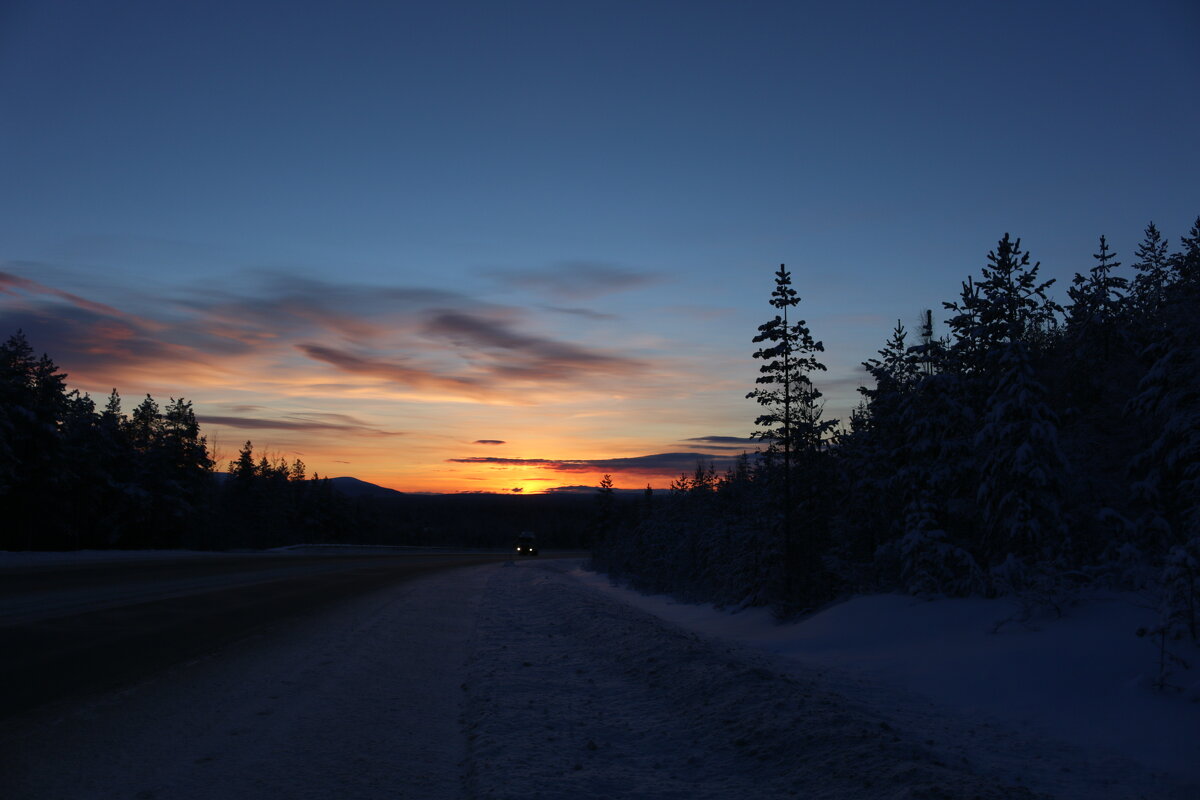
[
  {"x1": 8, "y1": 555, "x2": 1195, "y2": 798},
  {"x1": 569, "y1": 564, "x2": 1200, "y2": 790},
  {"x1": 465, "y1": 559, "x2": 1195, "y2": 799},
  {"x1": 0, "y1": 549, "x2": 235, "y2": 566},
  {"x1": 4, "y1": 564, "x2": 494, "y2": 799},
  {"x1": 0, "y1": 544, "x2": 493, "y2": 567}
]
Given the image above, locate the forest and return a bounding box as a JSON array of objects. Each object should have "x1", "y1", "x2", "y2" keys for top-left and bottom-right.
[
  {"x1": 3, "y1": 216, "x2": 1197, "y2": 660},
  {"x1": 592, "y1": 218, "x2": 1199, "y2": 665},
  {"x1": 0, "y1": 343, "x2": 593, "y2": 551}
]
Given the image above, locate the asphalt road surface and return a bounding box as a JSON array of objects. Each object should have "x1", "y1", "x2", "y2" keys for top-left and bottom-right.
[{"x1": 0, "y1": 551, "x2": 518, "y2": 720}]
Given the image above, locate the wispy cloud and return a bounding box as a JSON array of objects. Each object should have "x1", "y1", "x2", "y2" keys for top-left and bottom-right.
[
  {"x1": 541, "y1": 305, "x2": 619, "y2": 320},
  {"x1": 297, "y1": 343, "x2": 492, "y2": 399},
  {"x1": 680, "y1": 435, "x2": 761, "y2": 452},
  {"x1": 0, "y1": 264, "x2": 657, "y2": 404},
  {"x1": 447, "y1": 451, "x2": 737, "y2": 475},
  {"x1": 484, "y1": 262, "x2": 660, "y2": 300},
  {"x1": 473, "y1": 439, "x2": 506, "y2": 445},
  {"x1": 199, "y1": 411, "x2": 405, "y2": 437},
  {"x1": 1, "y1": 270, "x2": 145, "y2": 322},
  {"x1": 422, "y1": 310, "x2": 645, "y2": 383}
]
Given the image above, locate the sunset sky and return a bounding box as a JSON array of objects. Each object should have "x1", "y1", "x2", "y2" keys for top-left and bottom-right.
[{"x1": 2, "y1": 0, "x2": 1197, "y2": 492}]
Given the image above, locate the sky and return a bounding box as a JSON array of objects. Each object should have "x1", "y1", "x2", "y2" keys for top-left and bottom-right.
[{"x1": 1, "y1": 0, "x2": 1197, "y2": 493}]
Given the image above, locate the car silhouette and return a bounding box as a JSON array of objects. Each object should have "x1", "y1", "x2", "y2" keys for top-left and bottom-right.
[{"x1": 514, "y1": 531, "x2": 538, "y2": 556}]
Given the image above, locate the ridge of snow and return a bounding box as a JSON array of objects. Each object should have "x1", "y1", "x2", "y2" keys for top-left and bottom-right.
[{"x1": 568, "y1": 565, "x2": 1200, "y2": 787}]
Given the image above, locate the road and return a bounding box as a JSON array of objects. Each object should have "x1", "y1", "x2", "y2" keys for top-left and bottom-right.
[
  {"x1": 3, "y1": 556, "x2": 1190, "y2": 799},
  {"x1": 0, "y1": 551, "x2": 517, "y2": 719}
]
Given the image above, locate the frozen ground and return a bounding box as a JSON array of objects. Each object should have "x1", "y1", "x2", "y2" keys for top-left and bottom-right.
[
  {"x1": 0, "y1": 544, "x2": 496, "y2": 567},
  {"x1": 6, "y1": 556, "x2": 1196, "y2": 798},
  {"x1": 569, "y1": 567, "x2": 1200, "y2": 783},
  {"x1": 470, "y1": 560, "x2": 1196, "y2": 799},
  {"x1": 4, "y1": 563, "x2": 493, "y2": 800}
]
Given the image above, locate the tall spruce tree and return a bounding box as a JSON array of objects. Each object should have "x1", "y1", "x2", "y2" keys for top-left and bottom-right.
[
  {"x1": 747, "y1": 264, "x2": 836, "y2": 596},
  {"x1": 1174, "y1": 215, "x2": 1200, "y2": 289},
  {"x1": 1067, "y1": 235, "x2": 1127, "y2": 359},
  {"x1": 946, "y1": 234, "x2": 1060, "y2": 375},
  {"x1": 975, "y1": 340, "x2": 1070, "y2": 566},
  {"x1": 1131, "y1": 222, "x2": 1172, "y2": 321}
]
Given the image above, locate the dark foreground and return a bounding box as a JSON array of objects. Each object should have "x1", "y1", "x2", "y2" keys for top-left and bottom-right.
[{"x1": 0, "y1": 551, "x2": 531, "y2": 719}]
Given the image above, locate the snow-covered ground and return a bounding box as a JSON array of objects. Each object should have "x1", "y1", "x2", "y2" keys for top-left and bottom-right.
[
  {"x1": 6, "y1": 556, "x2": 1196, "y2": 798},
  {"x1": 470, "y1": 560, "x2": 1197, "y2": 799},
  {"x1": 5, "y1": 563, "x2": 493, "y2": 800},
  {"x1": 0, "y1": 544, "x2": 500, "y2": 567},
  {"x1": 569, "y1": 563, "x2": 1200, "y2": 790}
]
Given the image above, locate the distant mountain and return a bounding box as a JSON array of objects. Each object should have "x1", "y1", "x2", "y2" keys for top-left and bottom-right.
[
  {"x1": 327, "y1": 476, "x2": 405, "y2": 499},
  {"x1": 543, "y1": 484, "x2": 648, "y2": 496},
  {"x1": 209, "y1": 472, "x2": 404, "y2": 499}
]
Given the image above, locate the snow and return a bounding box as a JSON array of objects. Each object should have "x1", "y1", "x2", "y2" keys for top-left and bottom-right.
[
  {"x1": 0, "y1": 544, "x2": 502, "y2": 568},
  {"x1": 570, "y1": 564, "x2": 1200, "y2": 789},
  {"x1": 4, "y1": 562, "x2": 493, "y2": 799},
  {"x1": 7, "y1": 556, "x2": 1197, "y2": 798},
  {"x1": 0, "y1": 548, "x2": 236, "y2": 566}
]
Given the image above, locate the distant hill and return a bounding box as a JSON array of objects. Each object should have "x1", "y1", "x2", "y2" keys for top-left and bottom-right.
[
  {"x1": 327, "y1": 476, "x2": 405, "y2": 499},
  {"x1": 543, "y1": 484, "x2": 648, "y2": 496},
  {"x1": 210, "y1": 472, "x2": 404, "y2": 499}
]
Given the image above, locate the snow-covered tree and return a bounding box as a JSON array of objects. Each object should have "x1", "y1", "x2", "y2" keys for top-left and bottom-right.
[
  {"x1": 1126, "y1": 302, "x2": 1200, "y2": 554},
  {"x1": 893, "y1": 489, "x2": 983, "y2": 597},
  {"x1": 945, "y1": 234, "x2": 1060, "y2": 374},
  {"x1": 1130, "y1": 221, "x2": 1173, "y2": 321},
  {"x1": 1066, "y1": 235, "x2": 1128, "y2": 358},
  {"x1": 975, "y1": 340, "x2": 1070, "y2": 565},
  {"x1": 1173, "y1": 215, "x2": 1200, "y2": 289}
]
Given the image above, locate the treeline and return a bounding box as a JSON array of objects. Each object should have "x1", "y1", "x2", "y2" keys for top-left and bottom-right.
[
  {"x1": 0, "y1": 335, "x2": 214, "y2": 550},
  {"x1": 593, "y1": 218, "x2": 1200, "y2": 652},
  {"x1": 0, "y1": 337, "x2": 597, "y2": 550},
  {"x1": 0, "y1": 337, "x2": 380, "y2": 550}
]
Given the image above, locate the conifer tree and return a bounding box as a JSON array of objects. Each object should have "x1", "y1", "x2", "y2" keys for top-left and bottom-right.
[
  {"x1": 0, "y1": 332, "x2": 69, "y2": 548},
  {"x1": 231, "y1": 440, "x2": 257, "y2": 482},
  {"x1": 975, "y1": 340, "x2": 1070, "y2": 565},
  {"x1": 748, "y1": 264, "x2": 835, "y2": 462},
  {"x1": 1131, "y1": 221, "x2": 1172, "y2": 320},
  {"x1": 946, "y1": 234, "x2": 1060, "y2": 373},
  {"x1": 1067, "y1": 235, "x2": 1127, "y2": 358},
  {"x1": 591, "y1": 473, "x2": 616, "y2": 557},
  {"x1": 747, "y1": 264, "x2": 836, "y2": 596},
  {"x1": 1174, "y1": 215, "x2": 1200, "y2": 288},
  {"x1": 128, "y1": 395, "x2": 161, "y2": 453}
]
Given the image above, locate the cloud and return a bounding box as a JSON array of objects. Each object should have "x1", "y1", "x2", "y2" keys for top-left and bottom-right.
[
  {"x1": 541, "y1": 305, "x2": 619, "y2": 320},
  {"x1": 0, "y1": 264, "x2": 659, "y2": 404},
  {"x1": 421, "y1": 311, "x2": 645, "y2": 382},
  {"x1": 484, "y1": 262, "x2": 660, "y2": 300},
  {"x1": 173, "y1": 273, "x2": 469, "y2": 344},
  {"x1": 0, "y1": 270, "x2": 143, "y2": 322},
  {"x1": 447, "y1": 451, "x2": 738, "y2": 475},
  {"x1": 473, "y1": 439, "x2": 506, "y2": 445},
  {"x1": 682, "y1": 436, "x2": 760, "y2": 451},
  {"x1": 199, "y1": 411, "x2": 405, "y2": 437},
  {"x1": 0, "y1": 276, "x2": 230, "y2": 384},
  {"x1": 297, "y1": 343, "x2": 491, "y2": 398}
]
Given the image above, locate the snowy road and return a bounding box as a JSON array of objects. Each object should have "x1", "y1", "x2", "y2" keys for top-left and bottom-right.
[
  {"x1": 5, "y1": 561, "x2": 495, "y2": 800},
  {"x1": 0, "y1": 552, "x2": 510, "y2": 717},
  {"x1": 5, "y1": 558, "x2": 1193, "y2": 799}
]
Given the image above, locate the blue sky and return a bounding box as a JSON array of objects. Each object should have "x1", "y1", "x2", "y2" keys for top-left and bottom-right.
[{"x1": 1, "y1": 0, "x2": 1197, "y2": 490}]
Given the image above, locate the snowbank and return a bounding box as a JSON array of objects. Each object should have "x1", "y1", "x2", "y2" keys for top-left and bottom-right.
[{"x1": 571, "y1": 567, "x2": 1200, "y2": 786}]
